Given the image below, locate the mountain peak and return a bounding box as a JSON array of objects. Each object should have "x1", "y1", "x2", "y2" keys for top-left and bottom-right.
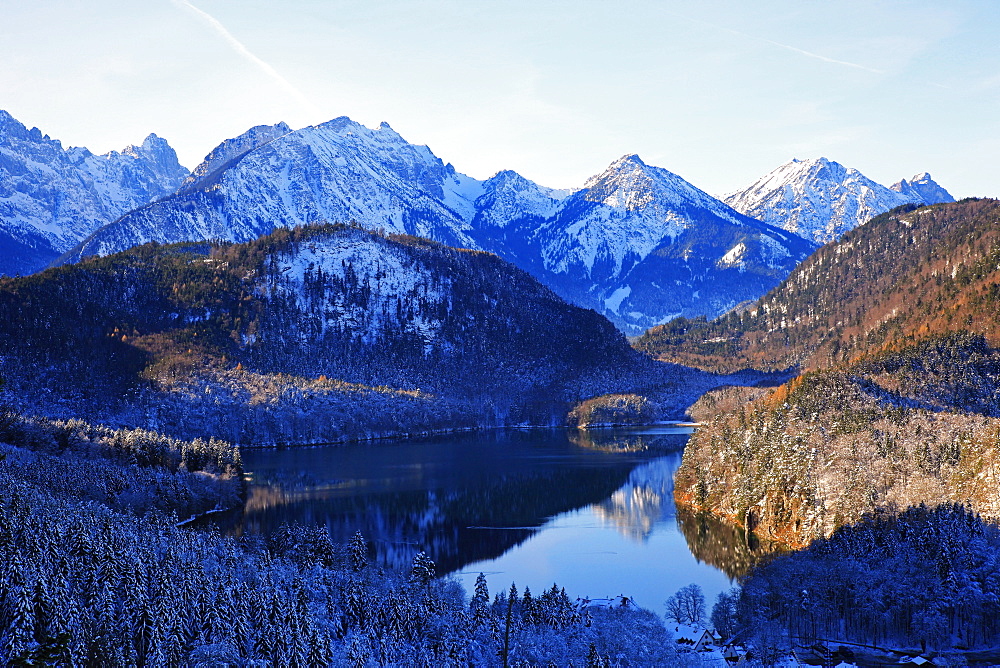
[
  {"x1": 605, "y1": 154, "x2": 648, "y2": 172},
  {"x1": 789, "y1": 157, "x2": 850, "y2": 183},
  {"x1": 891, "y1": 172, "x2": 954, "y2": 205},
  {"x1": 725, "y1": 157, "x2": 911, "y2": 244},
  {"x1": 473, "y1": 169, "x2": 568, "y2": 230},
  {"x1": 586, "y1": 154, "x2": 655, "y2": 185},
  {"x1": 583, "y1": 154, "x2": 732, "y2": 216},
  {"x1": 316, "y1": 116, "x2": 356, "y2": 131},
  {"x1": 583, "y1": 156, "x2": 660, "y2": 209},
  {"x1": 0, "y1": 108, "x2": 18, "y2": 128},
  {"x1": 141, "y1": 133, "x2": 165, "y2": 149},
  {"x1": 122, "y1": 133, "x2": 172, "y2": 158},
  {"x1": 0, "y1": 110, "x2": 50, "y2": 146},
  {"x1": 311, "y1": 117, "x2": 411, "y2": 148},
  {"x1": 121, "y1": 133, "x2": 188, "y2": 181},
  {"x1": 485, "y1": 169, "x2": 533, "y2": 188}
]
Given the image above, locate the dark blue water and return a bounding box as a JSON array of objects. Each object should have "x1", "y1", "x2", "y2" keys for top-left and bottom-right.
[{"x1": 239, "y1": 426, "x2": 743, "y2": 609}]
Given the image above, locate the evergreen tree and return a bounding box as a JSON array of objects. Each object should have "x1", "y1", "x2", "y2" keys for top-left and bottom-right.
[
  {"x1": 349, "y1": 530, "x2": 368, "y2": 573},
  {"x1": 409, "y1": 551, "x2": 436, "y2": 587}
]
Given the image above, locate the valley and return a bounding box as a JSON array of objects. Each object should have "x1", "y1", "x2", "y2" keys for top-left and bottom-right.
[
  {"x1": 4, "y1": 106, "x2": 1000, "y2": 664},
  {"x1": 0, "y1": 222, "x2": 768, "y2": 446}
]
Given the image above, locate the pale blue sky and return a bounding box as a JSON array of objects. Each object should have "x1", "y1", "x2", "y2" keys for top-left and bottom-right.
[{"x1": 1, "y1": 0, "x2": 997, "y2": 197}]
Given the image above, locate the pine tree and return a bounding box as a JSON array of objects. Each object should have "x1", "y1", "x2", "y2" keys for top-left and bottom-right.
[
  {"x1": 499, "y1": 583, "x2": 519, "y2": 668},
  {"x1": 409, "y1": 551, "x2": 435, "y2": 587},
  {"x1": 521, "y1": 586, "x2": 537, "y2": 625},
  {"x1": 7, "y1": 582, "x2": 36, "y2": 661},
  {"x1": 230, "y1": 588, "x2": 253, "y2": 659},
  {"x1": 470, "y1": 573, "x2": 490, "y2": 626},
  {"x1": 349, "y1": 531, "x2": 368, "y2": 573},
  {"x1": 307, "y1": 627, "x2": 333, "y2": 667}
]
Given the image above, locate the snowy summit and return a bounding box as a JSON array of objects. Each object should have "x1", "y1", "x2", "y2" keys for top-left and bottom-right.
[{"x1": 724, "y1": 157, "x2": 954, "y2": 245}]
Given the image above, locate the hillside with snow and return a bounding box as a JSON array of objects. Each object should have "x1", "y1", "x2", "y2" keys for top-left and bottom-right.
[{"x1": 2, "y1": 223, "x2": 736, "y2": 443}]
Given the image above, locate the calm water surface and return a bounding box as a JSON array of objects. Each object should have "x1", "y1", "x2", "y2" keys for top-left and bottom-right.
[{"x1": 239, "y1": 427, "x2": 753, "y2": 610}]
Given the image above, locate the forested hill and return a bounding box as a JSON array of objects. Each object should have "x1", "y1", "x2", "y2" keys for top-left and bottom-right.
[
  {"x1": 0, "y1": 223, "x2": 716, "y2": 444},
  {"x1": 636, "y1": 198, "x2": 1000, "y2": 373},
  {"x1": 669, "y1": 198, "x2": 1000, "y2": 549}
]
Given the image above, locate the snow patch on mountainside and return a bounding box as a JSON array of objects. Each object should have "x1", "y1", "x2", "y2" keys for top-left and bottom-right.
[
  {"x1": 604, "y1": 286, "x2": 632, "y2": 315},
  {"x1": 540, "y1": 202, "x2": 677, "y2": 277},
  {"x1": 440, "y1": 172, "x2": 485, "y2": 223},
  {"x1": 718, "y1": 243, "x2": 748, "y2": 270},
  {"x1": 270, "y1": 234, "x2": 451, "y2": 349}
]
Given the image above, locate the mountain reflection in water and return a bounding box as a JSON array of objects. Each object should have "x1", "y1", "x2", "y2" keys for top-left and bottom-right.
[
  {"x1": 590, "y1": 454, "x2": 678, "y2": 541},
  {"x1": 236, "y1": 427, "x2": 742, "y2": 603}
]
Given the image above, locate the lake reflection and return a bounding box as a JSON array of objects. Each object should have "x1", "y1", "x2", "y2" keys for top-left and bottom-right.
[{"x1": 239, "y1": 427, "x2": 745, "y2": 607}]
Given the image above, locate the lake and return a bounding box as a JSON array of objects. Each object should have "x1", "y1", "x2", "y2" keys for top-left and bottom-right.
[{"x1": 238, "y1": 426, "x2": 756, "y2": 611}]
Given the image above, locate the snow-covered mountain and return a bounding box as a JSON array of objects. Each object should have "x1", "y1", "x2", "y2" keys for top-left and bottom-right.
[
  {"x1": 724, "y1": 158, "x2": 954, "y2": 245},
  {"x1": 485, "y1": 155, "x2": 816, "y2": 333},
  {"x1": 61, "y1": 117, "x2": 816, "y2": 334},
  {"x1": 0, "y1": 110, "x2": 188, "y2": 275},
  {"x1": 891, "y1": 172, "x2": 955, "y2": 206},
  {"x1": 69, "y1": 117, "x2": 482, "y2": 261},
  {"x1": 473, "y1": 169, "x2": 571, "y2": 229}
]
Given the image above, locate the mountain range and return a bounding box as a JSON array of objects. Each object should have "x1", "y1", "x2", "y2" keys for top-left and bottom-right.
[
  {"x1": 469, "y1": 153, "x2": 817, "y2": 334},
  {"x1": 0, "y1": 110, "x2": 188, "y2": 276},
  {"x1": 1, "y1": 109, "x2": 952, "y2": 334},
  {"x1": 61, "y1": 117, "x2": 817, "y2": 334}
]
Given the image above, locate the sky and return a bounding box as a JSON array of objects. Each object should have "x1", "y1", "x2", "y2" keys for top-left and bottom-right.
[{"x1": 1, "y1": 0, "x2": 998, "y2": 198}]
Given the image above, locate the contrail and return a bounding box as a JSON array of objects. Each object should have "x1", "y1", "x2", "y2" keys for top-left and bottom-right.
[
  {"x1": 172, "y1": 0, "x2": 321, "y2": 114},
  {"x1": 755, "y1": 34, "x2": 886, "y2": 74},
  {"x1": 678, "y1": 13, "x2": 885, "y2": 75}
]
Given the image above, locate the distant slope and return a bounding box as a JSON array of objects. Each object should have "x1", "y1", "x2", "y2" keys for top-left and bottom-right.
[
  {"x1": 1, "y1": 223, "x2": 728, "y2": 444},
  {"x1": 60, "y1": 117, "x2": 814, "y2": 335},
  {"x1": 891, "y1": 171, "x2": 955, "y2": 205},
  {"x1": 724, "y1": 157, "x2": 953, "y2": 245},
  {"x1": 0, "y1": 109, "x2": 188, "y2": 275},
  {"x1": 637, "y1": 198, "x2": 1000, "y2": 373}
]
